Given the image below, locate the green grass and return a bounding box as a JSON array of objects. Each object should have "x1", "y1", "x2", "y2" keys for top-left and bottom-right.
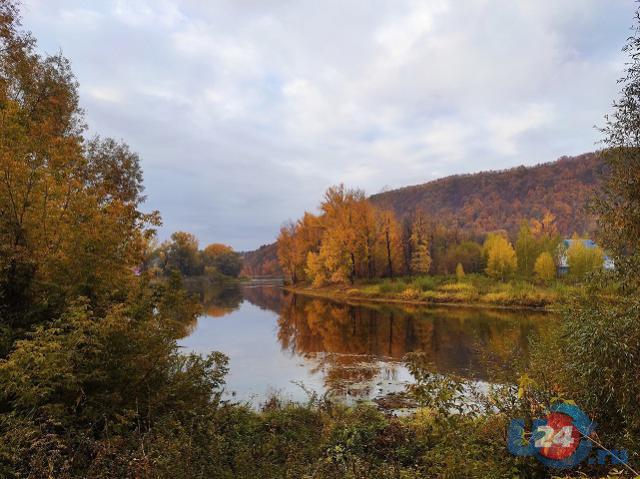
[
  {"x1": 378, "y1": 279, "x2": 409, "y2": 294},
  {"x1": 321, "y1": 273, "x2": 570, "y2": 308},
  {"x1": 411, "y1": 275, "x2": 440, "y2": 291}
]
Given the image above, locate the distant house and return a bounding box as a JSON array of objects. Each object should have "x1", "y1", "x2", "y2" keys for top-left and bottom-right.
[{"x1": 557, "y1": 239, "x2": 614, "y2": 274}]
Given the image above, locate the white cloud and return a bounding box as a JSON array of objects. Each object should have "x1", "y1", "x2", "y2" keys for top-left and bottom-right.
[
  {"x1": 488, "y1": 104, "x2": 554, "y2": 155},
  {"x1": 19, "y1": 0, "x2": 634, "y2": 249},
  {"x1": 59, "y1": 8, "x2": 102, "y2": 27},
  {"x1": 112, "y1": 0, "x2": 183, "y2": 28},
  {"x1": 422, "y1": 120, "x2": 471, "y2": 161},
  {"x1": 375, "y1": 0, "x2": 448, "y2": 64},
  {"x1": 87, "y1": 86, "x2": 124, "y2": 103}
]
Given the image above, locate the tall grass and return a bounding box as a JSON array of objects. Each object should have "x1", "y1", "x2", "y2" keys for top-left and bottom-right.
[
  {"x1": 412, "y1": 275, "x2": 439, "y2": 291},
  {"x1": 378, "y1": 279, "x2": 408, "y2": 294}
]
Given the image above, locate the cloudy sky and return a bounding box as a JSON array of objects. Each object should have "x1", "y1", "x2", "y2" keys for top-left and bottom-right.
[{"x1": 22, "y1": 0, "x2": 634, "y2": 250}]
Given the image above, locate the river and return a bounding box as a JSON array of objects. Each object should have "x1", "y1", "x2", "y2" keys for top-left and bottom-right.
[{"x1": 179, "y1": 280, "x2": 555, "y2": 406}]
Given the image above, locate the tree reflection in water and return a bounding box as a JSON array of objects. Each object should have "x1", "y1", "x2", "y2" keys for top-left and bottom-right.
[
  {"x1": 273, "y1": 291, "x2": 554, "y2": 401},
  {"x1": 186, "y1": 283, "x2": 555, "y2": 403}
]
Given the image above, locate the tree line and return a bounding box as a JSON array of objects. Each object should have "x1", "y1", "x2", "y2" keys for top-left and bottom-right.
[
  {"x1": 277, "y1": 185, "x2": 605, "y2": 286},
  {"x1": 145, "y1": 231, "x2": 243, "y2": 279}
]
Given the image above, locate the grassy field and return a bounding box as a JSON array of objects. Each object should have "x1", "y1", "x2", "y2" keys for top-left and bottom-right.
[{"x1": 287, "y1": 274, "x2": 575, "y2": 310}]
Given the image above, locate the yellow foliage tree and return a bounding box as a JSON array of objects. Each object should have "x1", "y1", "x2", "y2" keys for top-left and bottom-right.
[
  {"x1": 533, "y1": 252, "x2": 555, "y2": 283},
  {"x1": 531, "y1": 211, "x2": 559, "y2": 238},
  {"x1": 409, "y1": 212, "x2": 432, "y2": 274},
  {"x1": 277, "y1": 223, "x2": 298, "y2": 283},
  {"x1": 410, "y1": 241, "x2": 431, "y2": 274},
  {"x1": 484, "y1": 234, "x2": 517, "y2": 281},
  {"x1": 566, "y1": 235, "x2": 604, "y2": 280},
  {"x1": 278, "y1": 185, "x2": 406, "y2": 285},
  {"x1": 305, "y1": 251, "x2": 329, "y2": 288},
  {"x1": 456, "y1": 263, "x2": 465, "y2": 281},
  {"x1": 277, "y1": 213, "x2": 322, "y2": 284},
  {"x1": 482, "y1": 231, "x2": 508, "y2": 261},
  {"x1": 0, "y1": 23, "x2": 158, "y2": 327}
]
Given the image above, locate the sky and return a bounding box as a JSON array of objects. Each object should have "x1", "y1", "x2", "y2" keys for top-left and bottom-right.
[{"x1": 21, "y1": 0, "x2": 635, "y2": 251}]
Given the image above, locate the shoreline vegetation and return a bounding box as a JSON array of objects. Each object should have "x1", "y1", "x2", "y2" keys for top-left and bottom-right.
[
  {"x1": 275, "y1": 187, "x2": 608, "y2": 315},
  {"x1": 284, "y1": 274, "x2": 569, "y2": 311}
]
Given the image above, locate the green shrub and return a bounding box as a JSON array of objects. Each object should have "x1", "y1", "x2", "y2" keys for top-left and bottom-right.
[
  {"x1": 412, "y1": 275, "x2": 438, "y2": 291},
  {"x1": 378, "y1": 280, "x2": 408, "y2": 294}
]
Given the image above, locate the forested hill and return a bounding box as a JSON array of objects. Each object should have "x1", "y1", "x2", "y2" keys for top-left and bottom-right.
[
  {"x1": 242, "y1": 153, "x2": 604, "y2": 276},
  {"x1": 369, "y1": 153, "x2": 604, "y2": 236},
  {"x1": 241, "y1": 242, "x2": 281, "y2": 277}
]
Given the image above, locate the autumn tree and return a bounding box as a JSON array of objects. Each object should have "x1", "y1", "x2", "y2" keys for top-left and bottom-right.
[
  {"x1": 276, "y1": 213, "x2": 323, "y2": 284},
  {"x1": 277, "y1": 213, "x2": 325, "y2": 285},
  {"x1": 277, "y1": 222, "x2": 298, "y2": 283},
  {"x1": 595, "y1": 13, "x2": 640, "y2": 285},
  {"x1": 532, "y1": 212, "x2": 562, "y2": 259},
  {"x1": 0, "y1": 6, "x2": 157, "y2": 334},
  {"x1": 203, "y1": 243, "x2": 242, "y2": 277},
  {"x1": 425, "y1": 223, "x2": 462, "y2": 275},
  {"x1": 515, "y1": 221, "x2": 537, "y2": 277},
  {"x1": 484, "y1": 234, "x2": 517, "y2": 281},
  {"x1": 85, "y1": 136, "x2": 145, "y2": 204},
  {"x1": 294, "y1": 213, "x2": 323, "y2": 280},
  {"x1": 531, "y1": 211, "x2": 560, "y2": 248},
  {"x1": 164, "y1": 232, "x2": 203, "y2": 276},
  {"x1": 305, "y1": 250, "x2": 329, "y2": 287},
  {"x1": 0, "y1": 7, "x2": 234, "y2": 477},
  {"x1": 533, "y1": 252, "x2": 555, "y2": 283},
  {"x1": 311, "y1": 185, "x2": 363, "y2": 284},
  {"x1": 377, "y1": 209, "x2": 404, "y2": 278},
  {"x1": 410, "y1": 241, "x2": 431, "y2": 274},
  {"x1": 456, "y1": 263, "x2": 465, "y2": 281},
  {"x1": 482, "y1": 231, "x2": 509, "y2": 260},
  {"x1": 278, "y1": 186, "x2": 405, "y2": 285},
  {"x1": 306, "y1": 185, "x2": 404, "y2": 285},
  {"x1": 566, "y1": 236, "x2": 604, "y2": 280},
  {"x1": 409, "y1": 211, "x2": 432, "y2": 275},
  {"x1": 442, "y1": 240, "x2": 484, "y2": 275},
  {"x1": 350, "y1": 194, "x2": 380, "y2": 279}
]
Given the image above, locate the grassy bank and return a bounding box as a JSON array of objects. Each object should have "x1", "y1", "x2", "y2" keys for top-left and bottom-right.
[{"x1": 286, "y1": 274, "x2": 574, "y2": 310}]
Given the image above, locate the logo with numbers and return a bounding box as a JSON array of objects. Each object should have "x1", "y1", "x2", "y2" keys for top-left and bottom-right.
[{"x1": 507, "y1": 402, "x2": 595, "y2": 469}]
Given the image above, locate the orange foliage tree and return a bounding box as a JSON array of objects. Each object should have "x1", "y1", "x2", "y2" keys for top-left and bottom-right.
[{"x1": 277, "y1": 185, "x2": 406, "y2": 285}]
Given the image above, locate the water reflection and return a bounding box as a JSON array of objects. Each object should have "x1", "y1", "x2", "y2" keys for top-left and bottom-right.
[
  {"x1": 186, "y1": 278, "x2": 243, "y2": 317},
  {"x1": 180, "y1": 282, "x2": 555, "y2": 404}
]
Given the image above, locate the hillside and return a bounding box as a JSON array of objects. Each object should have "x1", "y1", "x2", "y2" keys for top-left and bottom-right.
[
  {"x1": 242, "y1": 153, "x2": 605, "y2": 277},
  {"x1": 370, "y1": 153, "x2": 604, "y2": 236},
  {"x1": 241, "y1": 242, "x2": 281, "y2": 277}
]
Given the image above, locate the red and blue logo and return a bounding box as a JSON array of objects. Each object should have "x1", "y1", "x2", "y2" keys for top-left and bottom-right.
[{"x1": 507, "y1": 402, "x2": 595, "y2": 469}]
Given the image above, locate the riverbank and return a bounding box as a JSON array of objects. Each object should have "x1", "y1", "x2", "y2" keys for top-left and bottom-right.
[
  {"x1": 285, "y1": 274, "x2": 572, "y2": 311},
  {"x1": 180, "y1": 273, "x2": 243, "y2": 286}
]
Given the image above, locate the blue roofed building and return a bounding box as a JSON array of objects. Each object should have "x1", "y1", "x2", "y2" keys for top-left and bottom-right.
[{"x1": 557, "y1": 239, "x2": 614, "y2": 274}]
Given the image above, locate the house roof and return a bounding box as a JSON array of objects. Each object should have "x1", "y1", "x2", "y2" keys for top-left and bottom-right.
[
  {"x1": 559, "y1": 238, "x2": 615, "y2": 270},
  {"x1": 563, "y1": 239, "x2": 597, "y2": 249}
]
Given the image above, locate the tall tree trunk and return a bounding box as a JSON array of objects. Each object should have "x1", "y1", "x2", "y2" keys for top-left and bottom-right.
[{"x1": 350, "y1": 252, "x2": 356, "y2": 284}]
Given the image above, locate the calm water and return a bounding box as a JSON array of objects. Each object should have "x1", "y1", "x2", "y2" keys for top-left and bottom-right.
[{"x1": 180, "y1": 281, "x2": 555, "y2": 405}]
